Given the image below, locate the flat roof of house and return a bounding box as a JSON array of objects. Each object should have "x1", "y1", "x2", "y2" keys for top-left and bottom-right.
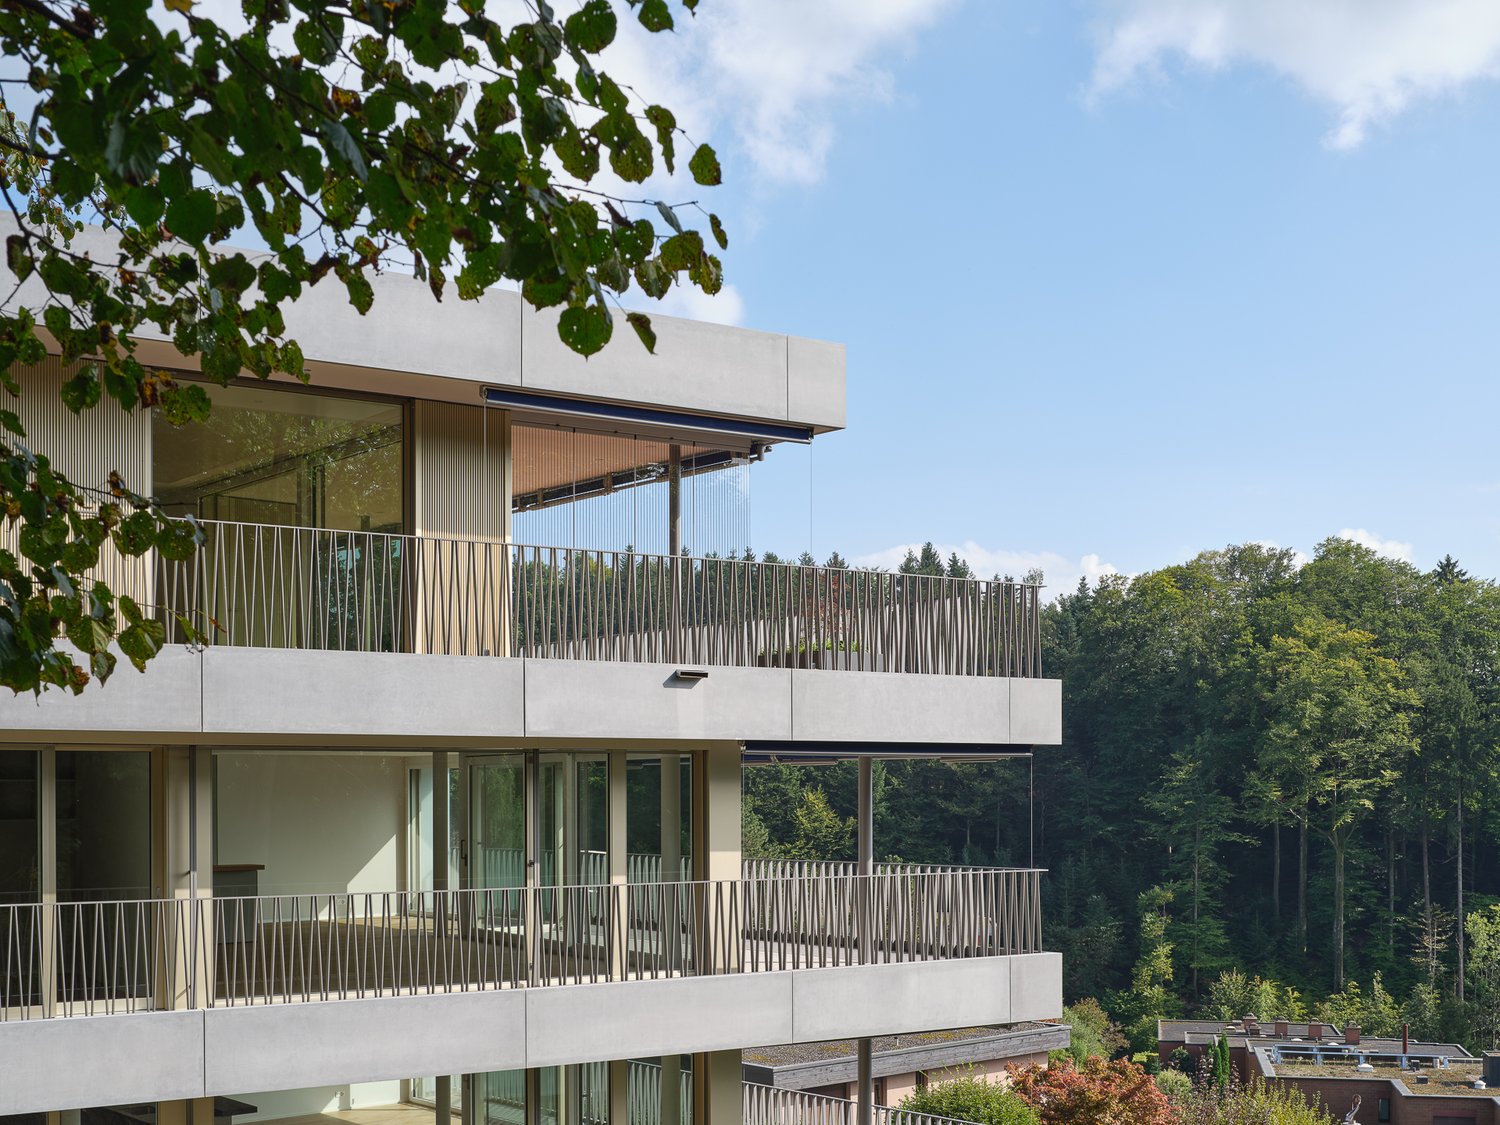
[
  {"x1": 1273, "y1": 1058, "x2": 1493, "y2": 1096},
  {"x1": 745, "y1": 1024, "x2": 1046, "y2": 1068},
  {"x1": 1159, "y1": 1020, "x2": 1469, "y2": 1057},
  {"x1": 742, "y1": 1023, "x2": 1069, "y2": 1089}
]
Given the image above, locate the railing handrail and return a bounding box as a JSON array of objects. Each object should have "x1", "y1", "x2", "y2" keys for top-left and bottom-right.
[
  {"x1": 180, "y1": 518, "x2": 1045, "y2": 596},
  {"x1": 742, "y1": 1082, "x2": 988, "y2": 1125},
  {"x1": 77, "y1": 517, "x2": 1043, "y2": 677},
  {"x1": 0, "y1": 866, "x2": 1045, "y2": 1021}
]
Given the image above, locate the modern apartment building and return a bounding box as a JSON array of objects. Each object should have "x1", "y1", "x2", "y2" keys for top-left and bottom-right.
[{"x1": 0, "y1": 217, "x2": 1062, "y2": 1125}]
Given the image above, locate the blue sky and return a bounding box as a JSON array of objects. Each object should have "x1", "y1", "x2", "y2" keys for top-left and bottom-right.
[{"x1": 626, "y1": 0, "x2": 1500, "y2": 593}]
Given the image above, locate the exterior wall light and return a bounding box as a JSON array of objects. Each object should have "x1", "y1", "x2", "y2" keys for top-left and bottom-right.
[{"x1": 673, "y1": 668, "x2": 710, "y2": 681}]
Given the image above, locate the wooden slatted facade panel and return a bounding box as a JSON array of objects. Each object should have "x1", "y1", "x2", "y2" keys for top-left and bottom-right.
[
  {"x1": 6, "y1": 356, "x2": 152, "y2": 494},
  {"x1": 411, "y1": 400, "x2": 510, "y2": 655},
  {"x1": 412, "y1": 399, "x2": 509, "y2": 541}
]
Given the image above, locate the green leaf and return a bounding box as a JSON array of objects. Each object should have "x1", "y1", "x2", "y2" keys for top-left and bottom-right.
[
  {"x1": 158, "y1": 383, "x2": 212, "y2": 426},
  {"x1": 0, "y1": 409, "x2": 23, "y2": 437},
  {"x1": 293, "y1": 18, "x2": 339, "y2": 66},
  {"x1": 557, "y1": 304, "x2": 613, "y2": 357},
  {"x1": 655, "y1": 200, "x2": 683, "y2": 234},
  {"x1": 59, "y1": 366, "x2": 101, "y2": 414},
  {"x1": 165, "y1": 190, "x2": 218, "y2": 243},
  {"x1": 637, "y1": 0, "x2": 674, "y2": 32},
  {"x1": 607, "y1": 118, "x2": 654, "y2": 182},
  {"x1": 626, "y1": 311, "x2": 657, "y2": 353},
  {"x1": 659, "y1": 231, "x2": 703, "y2": 271},
  {"x1": 616, "y1": 219, "x2": 656, "y2": 263},
  {"x1": 320, "y1": 119, "x2": 369, "y2": 181},
  {"x1": 118, "y1": 619, "x2": 165, "y2": 672},
  {"x1": 564, "y1": 0, "x2": 617, "y2": 52},
  {"x1": 523, "y1": 275, "x2": 571, "y2": 309},
  {"x1": 688, "y1": 143, "x2": 721, "y2": 186},
  {"x1": 555, "y1": 126, "x2": 600, "y2": 180},
  {"x1": 5, "y1": 235, "x2": 33, "y2": 282},
  {"x1": 343, "y1": 270, "x2": 375, "y2": 314},
  {"x1": 643, "y1": 105, "x2": 676, "y2": 174},
  {"x1": 634, "y1": 258, "x2": 670, "y2": 299},
  {"x1": 709, "y1": 213, "x2": 728, "y2": 250},
  {"x1": 124, "y1": 185, "x2": 165, "y2": 228}
]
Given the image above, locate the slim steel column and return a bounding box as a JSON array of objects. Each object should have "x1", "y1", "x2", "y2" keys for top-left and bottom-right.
[
  {"x1": 435, "y1": 752, "x2": 451, "y2": 1125},
  {"x1": 857, "y1": 756, "x2": 874, "y2": 1125}
]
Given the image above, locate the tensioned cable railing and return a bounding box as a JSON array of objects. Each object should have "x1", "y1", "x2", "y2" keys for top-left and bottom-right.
[
  {"x1": 88, "y1": 520, "x2": 1043, "y2": 677},
  {"x1": 0, "y1": 867, "x2": 1043, "y2": 1021}
]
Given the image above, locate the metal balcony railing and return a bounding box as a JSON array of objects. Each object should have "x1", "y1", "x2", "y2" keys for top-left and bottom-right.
[
  {"x1": 743, "y1": 1084, "x2": 984, "y2": 1125},
  {"x1": 0, "y1": 867, "x2": 1043, "y2": 1020},
  {"x1": 90, "y1": 520, "x2": 1043, "y2": 677}
]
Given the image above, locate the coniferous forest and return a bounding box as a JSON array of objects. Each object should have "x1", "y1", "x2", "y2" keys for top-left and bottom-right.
[{"x1": 741, "y1": 538, "x2": 1500, "y2": 1053}]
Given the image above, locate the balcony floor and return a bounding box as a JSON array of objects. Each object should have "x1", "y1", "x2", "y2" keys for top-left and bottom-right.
[{"x1": 271, "y1": 1107, "x2": 434, "y2": 1125}]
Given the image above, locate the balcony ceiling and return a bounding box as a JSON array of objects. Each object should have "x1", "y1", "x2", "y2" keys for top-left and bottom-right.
[{"x1": 512, "y1": 424, "x2": 740, "y2": 511}]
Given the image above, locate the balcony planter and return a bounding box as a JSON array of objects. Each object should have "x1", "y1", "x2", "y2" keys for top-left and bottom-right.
[
  {"x1": 755, "y1": 642, "x2": 858, "y2": 670},
  {"x1": 756, "y1": 647, "x2": 825, "y2": 669}
]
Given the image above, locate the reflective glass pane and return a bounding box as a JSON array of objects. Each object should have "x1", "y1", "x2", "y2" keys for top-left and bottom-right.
[
  {"x1": 628, "y1": 1057, "x2": 692, "y2": 1125},
  {"x1": 627, "y1": 756, "x2": 693, "y2": 884},
  {"x1": 470, "y1": 756, "x2": 525, "y2": 891},
  {"x1": 0, "y1": 751, "x2": 38, "y2": 905},
  {"x1": 153, "y1": 381, "x2": 403, "y2": 532},
  {"x1": 477, "y1": 1069, "x2": 527, "y2": 1125},
  {"x1": 56, "y1": 751, "x2": 151, "y2": 901}
]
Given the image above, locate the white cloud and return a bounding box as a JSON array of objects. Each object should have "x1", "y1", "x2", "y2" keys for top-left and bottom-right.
[
  {"x1": 1089, "y1": 0, "x2": 1500, "y2": 149},
  {"x1": 602, "y1": 0, "x2": 958, "y2": 184},
  {"x1": 852, "y1": 540, "x2": 1123, "y2": 600},
  {"x1": 635, "y1": 282, "x2": 747, "y2": 327},
  {"x1": 1336, "y1": 527, "x2": 1415, "y2": 563}
]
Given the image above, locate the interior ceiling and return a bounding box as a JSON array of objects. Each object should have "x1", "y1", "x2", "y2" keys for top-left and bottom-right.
[{"x1": 148, "y1": 371, "x2": 756, "y2": 502}]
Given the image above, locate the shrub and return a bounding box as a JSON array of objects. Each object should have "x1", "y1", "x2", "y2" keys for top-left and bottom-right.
[
  {"x1": 1175, "y1": 1075, "x2": 1335, "y2": 1125},
  {"x1": 1062, "y1": 998, "x2": 1129, "y2": 1062},
  {"x1": 1155, "y1": 1069, "x2": 1192, "y2": 1107},
  {"x1": 897, "y1": 1074, "x2": 1039, "y2": 1125},
  {"x1": 1010, "y1": 1057, "x2": 1174, "y2": 1125}
]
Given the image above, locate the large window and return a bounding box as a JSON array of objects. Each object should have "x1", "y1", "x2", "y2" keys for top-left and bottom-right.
[
  {"x1": 153, "y1": 381, "x2": 403, "y2": 532},
  {"x1": 511, "y1": 423, "x2": 750, "y2": 557}
]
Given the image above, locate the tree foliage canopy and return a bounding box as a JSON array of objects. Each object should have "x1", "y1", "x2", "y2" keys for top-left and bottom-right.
[{"x1": 742, "y1": 535, "x2": 1500, "y2": 1053}]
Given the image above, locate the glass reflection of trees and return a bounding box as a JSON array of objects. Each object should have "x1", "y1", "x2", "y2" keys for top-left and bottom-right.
[{"x1": 152, "y1": 381, "x2": 403, "y2": 533}]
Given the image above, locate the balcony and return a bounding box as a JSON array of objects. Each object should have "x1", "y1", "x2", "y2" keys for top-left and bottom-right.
[
  {"x1": 0, "y1": 865, "x2": 1042, "y2": 1020},
  {"x1": 98, "y1": 520, "x2": 1043, "y2": 679}
]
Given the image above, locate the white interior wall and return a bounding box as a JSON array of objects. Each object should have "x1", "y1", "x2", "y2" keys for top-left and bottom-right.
[
  {"x1": 232, "y1": 1081, "x2": 405, "y2": 1122},
  {"x1": 214, "y1": 752, "x2": 411, "y2": 897}
]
